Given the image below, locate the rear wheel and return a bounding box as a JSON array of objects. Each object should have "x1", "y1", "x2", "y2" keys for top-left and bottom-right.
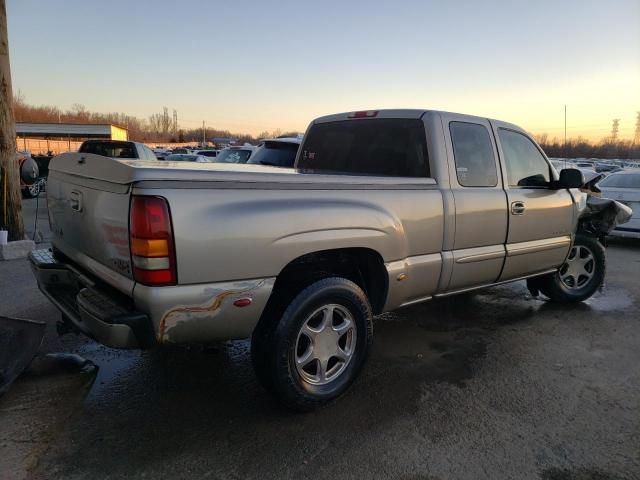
[
  {"x1": 538, "y1": 235, "x2": 605, "y2": 303},
  {"x1": 251, "y1": 277, "x2": 373, "y2": 411}
]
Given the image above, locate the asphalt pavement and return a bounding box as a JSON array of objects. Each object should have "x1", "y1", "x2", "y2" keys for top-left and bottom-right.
[{"x1": 1, "y1": 196, "x2": 639, "y2": 480}]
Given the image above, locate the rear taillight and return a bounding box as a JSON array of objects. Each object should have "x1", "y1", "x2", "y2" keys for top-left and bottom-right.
[{"x1": 129, "y1": 196, "x2": 177, "y2": 286}]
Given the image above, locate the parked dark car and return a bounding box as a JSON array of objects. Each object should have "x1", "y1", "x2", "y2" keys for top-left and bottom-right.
[{"x1": 247, "y1": 137, "x2": 301, "y2": 168}]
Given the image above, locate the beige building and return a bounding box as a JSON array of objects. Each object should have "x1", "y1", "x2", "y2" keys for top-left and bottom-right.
[{"x1": 16, "y1": 123, "x2": 129, "y2": 154}]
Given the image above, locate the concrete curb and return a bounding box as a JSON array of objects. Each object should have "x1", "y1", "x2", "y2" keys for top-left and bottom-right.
[{"x1": 0, "y1": 240, "x2": 36, "y2": 261}]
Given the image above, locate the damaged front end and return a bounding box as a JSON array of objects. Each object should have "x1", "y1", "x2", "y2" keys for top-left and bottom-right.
[{"x1": 577, "y1": 195, "x2": 633, "y2": 240}]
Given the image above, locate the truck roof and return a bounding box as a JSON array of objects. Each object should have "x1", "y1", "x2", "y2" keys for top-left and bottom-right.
[{"x1": 311, "y1": 109, "x2": 524, "y2": 132}]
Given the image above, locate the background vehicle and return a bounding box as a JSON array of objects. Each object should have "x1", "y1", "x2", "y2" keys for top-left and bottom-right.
[
  {"x1": 214, "y1": 146, "x2": 255, "y2": 164},
  {"x1": 195, "y1": 150, "x2": 220, "y2": 159},
  {"x1": 31, "y1": 109, "x2": 610, "y2": 411},
  {"x1": 152, "y1": 147, "x2": 172, "y2": 160},
  {"x1": 247, "y1": 137, "x2": 301, "y2": 167},
  {"x1": 594, "y1": 162, "x2": 622, "y2": 174},
  {"x1": 165, "y1": 153, "x2": 209, "y2": 162},
  {"x1": 597, "y1": 171, "x2": 640, "y2": 238},
  {"x1": 79, "y1": 140, "x2": 158, "y2": 160},
  {"x1": 171, "y1": 148, "x2": 192, "y2": 154}
]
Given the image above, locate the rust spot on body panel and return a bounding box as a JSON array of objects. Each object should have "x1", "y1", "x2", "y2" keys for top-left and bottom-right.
[{"x1": 158, "y1": 280, "x2": 265, "y2": 342}]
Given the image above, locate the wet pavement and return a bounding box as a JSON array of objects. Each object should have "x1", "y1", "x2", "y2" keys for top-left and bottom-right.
[{"x1": 0, "y1": 197, "x2": 639, "y2": 479}]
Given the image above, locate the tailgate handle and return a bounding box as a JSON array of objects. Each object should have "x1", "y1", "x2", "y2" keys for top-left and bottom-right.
[{"x1": 70, "y1": 191, "x2": 83, "y2": 212}]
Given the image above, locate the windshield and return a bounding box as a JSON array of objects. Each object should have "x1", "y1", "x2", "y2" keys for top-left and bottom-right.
[
  {"x1": 247, "y1": 141, "x2": 299, "y2": 167},
  {"x1": 215, "y1": 149, "x2": 252, "y2": 163}
]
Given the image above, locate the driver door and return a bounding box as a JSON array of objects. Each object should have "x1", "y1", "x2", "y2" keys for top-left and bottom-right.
[{"x1": 492, "y1": 124, "x2": 575, "y2": 281}]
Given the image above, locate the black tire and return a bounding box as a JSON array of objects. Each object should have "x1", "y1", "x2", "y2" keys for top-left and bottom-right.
[
  {"x1": 538, "y1": 234, "x2": 605, "y2": 303},
  {"x1": 251, "y1": 277, "x2": 373, "y2": 412}
]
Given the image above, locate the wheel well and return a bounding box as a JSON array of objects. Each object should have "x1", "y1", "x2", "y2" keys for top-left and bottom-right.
[{"x1": 270, "y1": 248, "x2": 388, "y2": 315}]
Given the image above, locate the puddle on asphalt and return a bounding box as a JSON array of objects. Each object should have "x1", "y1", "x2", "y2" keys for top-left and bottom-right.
[
  {"x1": 584, "y1": 287, "x2": 634, "y2": 312},
  {"x1": 73, "y1": 342, "x2": 145, "y2": 402}
]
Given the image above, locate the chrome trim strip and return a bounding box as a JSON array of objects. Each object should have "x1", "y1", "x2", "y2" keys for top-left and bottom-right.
[
  {"x1": 399, "y1": 295, "x2": 433, "y2": 308},
  {"x1": 456, "y1": 250, "x2": 505, "y2": 264},
  {"x1": 506, "y1": 236, "x2": 571, "y2": 257}
]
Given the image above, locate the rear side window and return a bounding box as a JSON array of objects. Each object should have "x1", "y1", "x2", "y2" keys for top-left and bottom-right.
[
  {"x1": 298, "y1": 119, "x2": 429, "y2": 177},
  {"x1": 449, "y1": 122, "x2": 497, "y2": 187},
  {"x1": 598, "y1": 173, "x2": 640, "y2": 189},
  {"x1": 498, "y1": 129, "x2": 550, "y2": 187},
  {"x1": 79, "y1": 141, "x2": 138, "y2": 159}
]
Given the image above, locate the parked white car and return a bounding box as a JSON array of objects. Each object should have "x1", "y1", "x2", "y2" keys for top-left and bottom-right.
[{"x1": 597, "y1": 171, "x2": 640, "y2": 238}]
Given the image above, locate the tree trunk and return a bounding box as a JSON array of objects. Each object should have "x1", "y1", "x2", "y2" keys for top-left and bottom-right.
[{"x1": 0, "y1": 0, "x2": 23, "y2": 241}]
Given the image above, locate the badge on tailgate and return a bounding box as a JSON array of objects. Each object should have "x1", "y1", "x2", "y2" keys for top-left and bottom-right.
[{"x1": 69, "y1": 190, "x2": 83, "y2": 212}]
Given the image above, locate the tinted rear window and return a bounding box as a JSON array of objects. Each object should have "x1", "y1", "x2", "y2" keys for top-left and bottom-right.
[
  {"x1": 248, "y1": 141, "x2": 299, "y2": 167},
  {"x1": 79, "y1": 141, "x2": 138, "y2": 159},
  {"x1": 599, "y1": 173, "x2": 640, "y2": 189},
  {"x1": 298, "y1": 119, "x2": 429, "y2": 177}
]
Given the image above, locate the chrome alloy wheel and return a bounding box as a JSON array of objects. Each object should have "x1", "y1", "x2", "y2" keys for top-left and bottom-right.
[
  {"x1": 28, "y1": 181, "x2": 41, "y2": 197},
  {"x1": 294, "y1": 304, "x2": 357, "y2": 386},
  {"x1": 559, "y1": 245, "x2": 595, "y2": 289}
]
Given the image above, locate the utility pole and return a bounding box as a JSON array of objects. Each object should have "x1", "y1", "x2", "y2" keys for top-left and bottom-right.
[
  {"x1": 564, "y1": 105, "x2": 567, "y2": 148},
  {"x1": 172, "y1": 109, "x2": 178, "y2": 136},
  {"x1": 0, "y1": 0, "x2": 24, "y2": 240},
  {"x1": 611, "y1": 119, "x2": 620, "y2": 142},
  {"x1": 564, "y1": 104, "x2": 567, "y2": 165},
  {"x1": 634, "y1": 111, "x2": 640, "y2": 145},
  {"x1": 202, "y1": 120, "x2": 205, "y2": 146}
]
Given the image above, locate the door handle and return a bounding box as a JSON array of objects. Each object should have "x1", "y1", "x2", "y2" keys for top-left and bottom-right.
[{"x1": 511, "y1": 201, "x2": 525, "y2": 215}]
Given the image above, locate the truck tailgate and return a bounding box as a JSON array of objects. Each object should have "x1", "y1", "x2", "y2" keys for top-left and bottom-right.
[{"x1": 47, "y1": 153, "x2": 134, "y2": 293}]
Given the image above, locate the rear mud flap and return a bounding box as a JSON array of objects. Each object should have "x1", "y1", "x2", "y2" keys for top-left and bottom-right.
[{"x1": 0, "y1": 316, "x2": 46, "y2": 395}]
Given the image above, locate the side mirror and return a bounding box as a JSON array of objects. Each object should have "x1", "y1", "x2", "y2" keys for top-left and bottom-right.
[{"x1": 556, "y1": 168, "x2": 584, "y2": 189}]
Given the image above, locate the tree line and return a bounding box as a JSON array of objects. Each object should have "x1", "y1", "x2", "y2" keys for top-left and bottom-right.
[
  {"x1": 534, "y1": 133, "x2": 640, "y2": 160},
  {"x1": 13, "y1": 96, "x2": 638, "y2": 158},
  {"x1": 13, "y1": 95, "x2": 298, "y2": 145}
]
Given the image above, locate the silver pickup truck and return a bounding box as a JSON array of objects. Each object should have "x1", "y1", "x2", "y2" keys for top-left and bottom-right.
[{"x1": 30, "y1": 109, "x2": 602, "y2": 411}]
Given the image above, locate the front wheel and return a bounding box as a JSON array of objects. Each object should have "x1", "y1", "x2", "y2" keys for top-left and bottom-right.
[
  {"x1": 538, "y1": 235, "x2": 606, "y2": 303},
  {"x1": 251, "y1": 277, "x2": 373, "y2": 412}
]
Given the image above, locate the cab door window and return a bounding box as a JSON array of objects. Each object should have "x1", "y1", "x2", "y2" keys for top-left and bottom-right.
[{"x1": 498, "y1": 129, "x2": 551, "y2": 187}]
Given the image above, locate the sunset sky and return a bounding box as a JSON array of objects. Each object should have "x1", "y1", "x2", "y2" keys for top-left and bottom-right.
[{"x1": 7, "y1": 0, "x2": 640, "y2": 140}]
